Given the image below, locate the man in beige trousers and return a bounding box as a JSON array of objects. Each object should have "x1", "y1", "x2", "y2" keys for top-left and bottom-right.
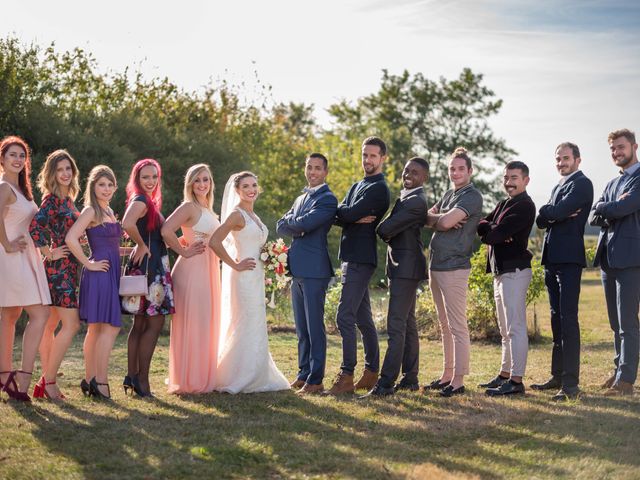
[{"x1": 425, "y1": 147, "x2": 483, "y2": 397}]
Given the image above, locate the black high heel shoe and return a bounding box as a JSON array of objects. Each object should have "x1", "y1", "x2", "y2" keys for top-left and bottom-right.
[
  {"x1": 89, "y1": 377, "x2": 111, "y2": 400},
  {"x1": 123, "y1": 375, "x2": 133, "y2": 395},
  {"x1": 80, "y1": 379, "x2": 90, "y2": 396},
  {"x1": 131, "y1": 375, "x2": 152, "y2": 398}
]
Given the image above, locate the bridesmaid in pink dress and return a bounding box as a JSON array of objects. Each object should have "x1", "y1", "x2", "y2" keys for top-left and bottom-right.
[
  {"x1": 161, "y1": 164, "x2": 219, "y2": 393},
  {"x1": 0, "y1": 136, "x2": 51, "y2": 402}
]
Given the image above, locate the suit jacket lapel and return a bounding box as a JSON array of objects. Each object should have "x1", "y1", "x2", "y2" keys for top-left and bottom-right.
[
  {"x1": 553, "y1": 171, "x2": 584, "y2": 203},
  {"x1": 298, "y1": 184, "x2": 330, "y2": 214},
  {"x1": 391, "y1": 198, "x2": 401, "y2": 214},
  {"x1": 550, "y1": 183, "x2": 561, "y2": 204},
  {"x1": 294, "y1": 193, "x2": 308, "y2": 216},
  {"x1": 353, "y1": 181, "x2": 369, "y2": 202}
]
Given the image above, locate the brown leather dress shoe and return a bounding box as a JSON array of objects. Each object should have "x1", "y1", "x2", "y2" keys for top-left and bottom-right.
[
  {"x1": 600, "y1": 373, "x2": 617, "y2": 390},
  {"x1": 603, "y1": 380, "x2": 634, "y2": 396},
  {"x1": 296, "y1": 383, "x2": 324, "y2": 395},
  {"x1": 324, "y1": 371, "x2": 354, "y2": 395},
  {"x1": 354, "y1": 369, "x2": 378, "y2": 391},
  {"x1": 290, "y1": 379, "x2": 305, "y2": 390}
]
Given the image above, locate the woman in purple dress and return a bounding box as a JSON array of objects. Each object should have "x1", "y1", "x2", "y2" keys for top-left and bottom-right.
[
  {"x1": 29, "y1": 150, "x2": 81, "y2": 399},
  {"x1": 66, "y1": 165, "x2": 123, "y2": 399}
]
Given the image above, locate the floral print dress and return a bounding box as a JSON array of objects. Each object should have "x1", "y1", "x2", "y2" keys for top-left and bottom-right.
[
  {"x1": 29, "y1": 194, "x2": 80, "y2": 308},
  {"x1": 122, "y1": 194, "x2": 175, "y2": 316}
]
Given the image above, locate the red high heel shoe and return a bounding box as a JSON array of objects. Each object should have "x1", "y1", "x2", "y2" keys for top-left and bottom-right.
[
  {"x1": 2, "y1": 370, "x2": 32, "y2": 402},
  {"x1": 33, "y1": 375, "x2": 66, "y2": 400}
]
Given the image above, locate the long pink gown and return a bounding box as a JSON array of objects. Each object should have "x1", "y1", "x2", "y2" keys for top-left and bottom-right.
[{"x1": 167, "y1": 208, "x2": 221, "y2": 393}]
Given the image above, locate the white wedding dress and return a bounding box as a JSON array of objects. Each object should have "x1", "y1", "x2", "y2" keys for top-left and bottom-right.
[{"x1": 215, "y1": 207, "x2": 290, "y2": 393}]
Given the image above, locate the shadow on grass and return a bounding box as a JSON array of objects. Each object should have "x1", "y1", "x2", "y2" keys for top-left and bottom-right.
[{"x1": 9, "y1": 382, "x2": 640, "y2": 479}]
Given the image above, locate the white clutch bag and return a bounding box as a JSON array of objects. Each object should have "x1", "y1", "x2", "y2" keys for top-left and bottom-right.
[{"x1": 119, "y1": 234, "x2": 150, "y2": 304}]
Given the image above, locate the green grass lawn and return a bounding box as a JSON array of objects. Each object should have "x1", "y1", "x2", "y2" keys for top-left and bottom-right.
[{"x1": 1, "y1": 270, "x2": 639, "y2": 479}]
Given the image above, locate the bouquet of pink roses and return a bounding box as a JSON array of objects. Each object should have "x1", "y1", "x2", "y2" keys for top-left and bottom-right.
[{"x1": 260, "y1": 238, "x2": 291, "y2": 308}]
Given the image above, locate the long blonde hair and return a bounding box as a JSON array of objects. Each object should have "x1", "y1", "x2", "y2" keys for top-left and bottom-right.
[
  {"x1": 83, "y1": 165, "x2": 117, "y2": 225},
  {"x1": 183, "y1": 164, "x2": 214, "y2": 211},
  {"x1": 36, "y1": 149, "x2": 81, "y2": 200}
]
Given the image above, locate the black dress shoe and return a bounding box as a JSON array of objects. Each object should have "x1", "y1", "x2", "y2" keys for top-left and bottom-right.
[
  {"x1": 531, "y1": 377, "x2": 561, "y2": 391},
  {"x1": 394, "y1": 381, "x2": 420, "y2": 392},
  {"x1": 358, "y1": 384, "x2": 395, "y2": 399},
  {"x1": 552, "y1": 386, "x2": 581, "y2": 401},
  {"x1": 439, "y1": 385, "x2": 465, "y2": 397},
  {"x1": 423, "y1": 378, "x2": 451, "y2": 391},
  {"x1": 485, "y1": 380, "x2": 525, "y2": 396},
  {"x1": 479, "y1": 375, "x2": 509, "y2": 389}
]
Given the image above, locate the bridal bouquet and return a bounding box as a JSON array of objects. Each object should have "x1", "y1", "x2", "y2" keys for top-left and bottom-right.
[{"x1": 260, "y1": 238, "x2": 291, "y2": 308}]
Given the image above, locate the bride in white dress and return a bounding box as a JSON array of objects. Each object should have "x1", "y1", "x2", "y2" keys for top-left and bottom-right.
[{"x1": 209, "y1": 171, "x2": 290, "y2": 393}]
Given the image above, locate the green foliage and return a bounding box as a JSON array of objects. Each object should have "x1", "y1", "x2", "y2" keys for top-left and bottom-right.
[
  {"x1": 585, "y1": 244, "x2": 597, "y2": 268},
  {"x1": 326, "y1": 68, "x2": 517, "y2": 207},
  {"x1": 323, "y1": 280, "x2": 343, "y2": 335},
  {"x1": 0, "y1": 38, "x2": 290, "y2": 218},
  {"x1": 265, "y1": 289, "x2": 292, "y2": 327}
]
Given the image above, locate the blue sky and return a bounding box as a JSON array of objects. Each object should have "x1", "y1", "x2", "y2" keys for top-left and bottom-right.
[{"x1": 7, "y1": 0, "x2": 640, "y2": 206}]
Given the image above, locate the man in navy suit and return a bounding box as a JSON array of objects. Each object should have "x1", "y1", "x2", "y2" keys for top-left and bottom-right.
[
  {"x1": 276, "y1": 153, "x2": 338, "y2": 395},
  {"x1": 326, "y1": 136, "x2": 391, "y2": 395},
  {"x1": 589, "y1": 128, "x2": 640, "y2": 396},
  {"x1": 533, "y1": 142, "x2": 593, "y2": 401}
]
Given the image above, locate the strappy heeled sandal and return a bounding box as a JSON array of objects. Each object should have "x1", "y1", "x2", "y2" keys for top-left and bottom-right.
[
  {"x1": 2, "y1": 370, "x2": 32, "y2": 402},
  {"x1": 33, "y1": 375, "x2": 65, "y2": 400},
  {"x1": 89, "y1": 377, "x2": 111, "y2": 400}
]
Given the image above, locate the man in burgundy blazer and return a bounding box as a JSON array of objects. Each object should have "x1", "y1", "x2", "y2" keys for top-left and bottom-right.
[{"x1": 477, "y1": 161, "x2": 536, "y2": 396}]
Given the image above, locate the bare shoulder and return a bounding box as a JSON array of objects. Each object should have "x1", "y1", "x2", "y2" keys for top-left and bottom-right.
[
  {"x1": 79, "y1": 206, "x2": 97, "y2": 222},
  {"x1": 0, "y1": 182, "x2": 16, "y2": 203},
  {"x1": 182, "y1": 201, "x2": 200, "y2": 215},
  {"x1": 226, "y1": 210, "x2": 246, "y2": 230},
  {"x1": 178, "y1": 201, "x2": 201, "y2": 226}
]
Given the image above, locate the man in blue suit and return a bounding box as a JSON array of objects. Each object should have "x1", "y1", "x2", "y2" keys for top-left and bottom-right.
[
  {"x1": 533, "y1": 142, "x2": 593, "y2": 401},
  {"x1": 276, "y1": 153, "x2": 338, "y2": 395},
  {"x1": 589, "y1": 128, "x2": 640, "y2": 396}
]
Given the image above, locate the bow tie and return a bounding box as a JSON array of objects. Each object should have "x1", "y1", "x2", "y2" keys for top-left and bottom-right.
[{"x1": 303, "y1": 187, "x2": 315, "y2": 194}]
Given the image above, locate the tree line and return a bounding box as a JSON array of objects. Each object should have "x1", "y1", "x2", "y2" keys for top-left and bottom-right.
[{"x1": 0, "y1": 36, "x2": 515, "y2": 274}]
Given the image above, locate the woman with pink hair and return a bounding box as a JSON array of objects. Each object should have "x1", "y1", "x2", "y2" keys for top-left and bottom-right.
[{"x1": 121, "y1": 159, "x2": 175, "y2": 397}]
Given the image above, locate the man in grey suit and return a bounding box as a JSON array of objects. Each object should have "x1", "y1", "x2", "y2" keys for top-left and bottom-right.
[
  {"x1": 359, "y1": 157, "x2": 429, "y2": 398},
  {"x1": 589, "y1": 128, "x2": 640, "y2": 396}
]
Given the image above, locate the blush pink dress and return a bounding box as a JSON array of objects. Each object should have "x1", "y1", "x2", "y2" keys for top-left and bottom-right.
[
  {"x1": 0, "y1": 182, "x2": 51, "y2": 307},
  {"x1": 167, "y1": 207, "x2": 221, "y2": 393}
]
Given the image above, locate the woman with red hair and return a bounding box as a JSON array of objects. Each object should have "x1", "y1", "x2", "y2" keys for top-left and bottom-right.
[
  {"x1": 0, "y1": 136, "x2": 51, "y2": 401},
  {"x1": 121, "y1": 159, "x2": 175, "y2": 397}
]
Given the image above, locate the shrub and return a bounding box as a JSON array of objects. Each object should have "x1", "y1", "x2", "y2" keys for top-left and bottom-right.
[
  {"x1": 323, "y1": 280, "x2": 342, "y2": 334},
  {"x1": 266, "y1": 289, "x2": 293, "y2": 329},
  {"x1": 585, "y1": 244, "x2": 597, "y2": 268}
]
